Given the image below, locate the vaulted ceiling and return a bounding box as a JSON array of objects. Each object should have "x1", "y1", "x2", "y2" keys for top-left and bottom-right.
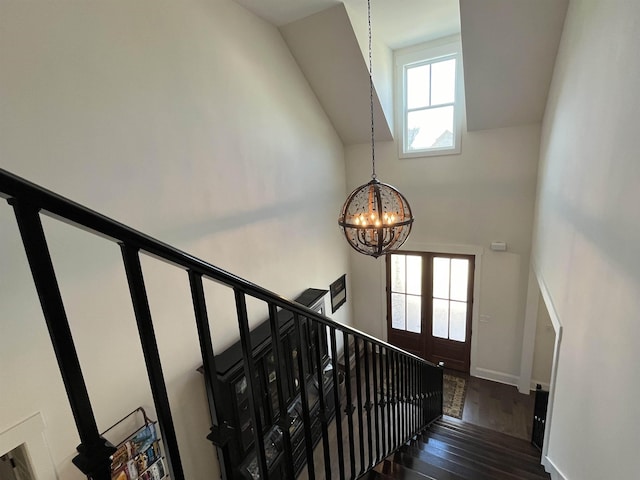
[{"x1": 232, "y1": 0, "x2": 568, "y2": 143}]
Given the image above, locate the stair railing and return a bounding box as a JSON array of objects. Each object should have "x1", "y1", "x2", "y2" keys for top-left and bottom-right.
[{"x1": 0, "y1": 168, "x2": 443, "y2": 480}]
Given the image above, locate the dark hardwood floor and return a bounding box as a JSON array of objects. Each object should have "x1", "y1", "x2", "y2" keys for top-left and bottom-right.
[{"x1": 448, "y1": 371, "x2": 535, "y2": 441}]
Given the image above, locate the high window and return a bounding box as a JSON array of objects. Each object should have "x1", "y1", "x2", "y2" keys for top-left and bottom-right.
[{"x1": 395, "y1": 38, "x2": 463, "y2": 158}]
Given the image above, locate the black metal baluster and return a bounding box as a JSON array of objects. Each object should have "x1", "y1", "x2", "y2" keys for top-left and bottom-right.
[
  {"x1": 437, "y1": 365, "x2": 444, "y2": 419},
  {"x1": 385, "y1": 348, "x2": 392, "y2": 454},
  {"x1": 412, "y1": 360, "x2": 417, "y2": 435},
  {"x1": 294, "y1": 314, "x2": 316, "y2": 479},
  {"x1": 378, "y1": 346, "x2": 387, "y2": 458},
  {"x1": 188, "y1": 272, "x2": 235, "y2": 474},
  {"x1": 403, "y1": 356, "x2": 409, "y2": 442},
  {"x1": 400, "y1": 355, "x2": 405, "y2": 443},
  {"x1": 353, "y1": 339, "x2": 365, "y2": 475},
  {"x1": 233, "y1": 289, "x2": 268, "y2": 480},
  {"x1": 408, "y1": 359, "x2": 413, "y2": 437},
  {"x1": 329, "y1": 327, "x2": 346, "y2": 480},
  {"x1": 371, "y1": 344, "x2": 380, "y2": 464},
  {"x1": 362, "y1": 341, "x2": 373, "y2": 469},
  {"x1": 422, "y1": 364, "x2": 429, "y2": 428},
  {"x1": 266, "y1": 303, "x2": 296, "y2": 480},
  {"x1": 418, "y1": 362, "x2": 422, "y2": 430},
  {"x1": 397, "y1": 354, "x2": 403, "y2": 443},
  {"x1": 10, "y1": 201, "x2": 115, "y2": 480},
  {"x1": 385, "y1": 350, "x2": 396, "y2": 452},
  {"x1": 391, "y1": 351, "x2": 397, "y2": 449},
  {"x1": 427, "y1": 366, "x2": 432, "y2": 423},
  {"x1": 419, "y1": 364, "x2": 425, "y2": 428},
  {"x1": 343, "y1": 333, "x2": 356, "y2": 479},
  {"x1": 120, "y1": 244, "x2": 184, "y2": 480},
  {"x1": 431, "y1": 366, "x2": 437, "y2": 422},
  {"x1": 311, "y1": 321, "x2": 331, "y2": 480},
  {"x1": 398, "y1": 354, "x2": 403, "y2": 442}
]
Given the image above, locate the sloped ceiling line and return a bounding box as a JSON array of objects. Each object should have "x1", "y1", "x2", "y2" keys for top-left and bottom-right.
[{"x1": 280, "y1": 4, "x2": 393, "y2": 145}]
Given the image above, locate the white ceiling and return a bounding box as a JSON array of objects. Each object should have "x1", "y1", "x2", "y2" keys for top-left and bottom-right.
[{"x1": 234, "y1": 0, "x2": 460, "y2": 49}]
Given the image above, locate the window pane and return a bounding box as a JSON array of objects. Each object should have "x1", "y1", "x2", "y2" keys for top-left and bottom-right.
[
  {"x1": 391, "y1": 293, "x2": 406, "y2": 330},
  {"x1": 431, "y1": 58, "x2": 456, "y2": 105},
  {"x1": 406, "y1": 255, "x2": 422, "y2": 295},
  {"x1": 391, "y1": 254, "x2": 405, "y2": 293},
  {"x1": 407, "y1": 106, "x2": 454, "y2": 151},
  {"x1": 407, "y1": 295, "x2": 421, "y2": 333},
  {"x1": 450, "y1": 301, "x2": 467, "y2": 342},
  {"x1": 450, "y1": 258, "x2": 469, "y2": 301},
  {"x1": 433, "y1": 257, "x2": 450, "y2": 299},
  {"x1": 432, "y1": 298, "x2": 449, "y2": 339},
  {"x1": 407, "y1": 64, "x2": 430, "y2": 109}
]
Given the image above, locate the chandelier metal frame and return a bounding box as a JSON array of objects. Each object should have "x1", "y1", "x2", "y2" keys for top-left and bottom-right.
[{"x1": 338, "y1": 0, "x2": 414, "y2": 258}]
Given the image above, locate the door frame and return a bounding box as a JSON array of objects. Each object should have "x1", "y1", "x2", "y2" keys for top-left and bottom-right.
[
  {"x1": 424, "y1": 252, "x2": 475, "y2": 372},
  {"x1": 380, "y1": 242, "x2": 483, "y2": 374},
  {"x1": 0, "y1": 413, "x2": 56, "y2": 480}
]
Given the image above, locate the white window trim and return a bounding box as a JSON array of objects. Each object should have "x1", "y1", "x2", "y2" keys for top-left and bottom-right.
[{"x1": 395, "y1": 36, "x2": 464, "y2": 159}]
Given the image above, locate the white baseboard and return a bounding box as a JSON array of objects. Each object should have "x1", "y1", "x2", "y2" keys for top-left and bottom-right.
[
  {"x1": 543, "y1": 455, "x2": 567, "y2": 480},
  {"x1": 472, "y1": 367, "x2": 519, "y2": 387}
]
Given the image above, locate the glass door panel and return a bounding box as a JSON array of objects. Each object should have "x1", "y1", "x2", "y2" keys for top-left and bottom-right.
[
  {"x1": 432, "y1": 257, "x2": 469, "y2": 342},
  {"x1": 390, "y1": 254, "x2": 423, "y2": 335}
]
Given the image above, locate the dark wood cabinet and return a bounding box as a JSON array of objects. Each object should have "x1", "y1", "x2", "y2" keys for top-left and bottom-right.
[{"x1": 212, "y1": 288, "x2": 335, "y2": 480}]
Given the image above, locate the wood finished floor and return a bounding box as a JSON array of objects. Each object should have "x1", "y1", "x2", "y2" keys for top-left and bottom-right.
[{"x1": 448, "y1": 371, "x2": 536, "y2": 441}]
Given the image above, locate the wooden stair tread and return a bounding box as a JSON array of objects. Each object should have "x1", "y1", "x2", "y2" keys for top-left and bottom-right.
[
  {"x1": 421, "y1": 429, "x2": 541, "y2": 463},
  {"x1": 417, "y1": 435, "x2": 548, "y2": 478},
  {"x1": 393, "y1": 450, "x2": 478, "y2": 480},
  {"x1": 431, "y1": 420, "x2": 541, "y2": 457},
  {"x1": 391, "y1": 451, "x2": 467, "y2": 480},
  {"x1": 368, "y1": 463, "x2": 438, "y2": 480},
  {"x1": 377, "y1": 417, "x2": 550, "y2": 480},
  {"x1": 403, "y1": 443, "x2": 547, "y2": 480}
]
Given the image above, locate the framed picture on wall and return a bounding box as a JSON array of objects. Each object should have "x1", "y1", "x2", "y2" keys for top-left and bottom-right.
[{"x1": 330, "y1": 274, "x2": 347, "y2": 313}]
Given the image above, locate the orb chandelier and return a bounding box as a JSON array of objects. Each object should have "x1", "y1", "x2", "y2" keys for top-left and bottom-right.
[{"x1": 338, "y1": 0, "x2": 414, "y2": 258}]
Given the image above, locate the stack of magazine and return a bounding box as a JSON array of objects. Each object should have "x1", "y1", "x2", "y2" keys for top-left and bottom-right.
[{"x1": 105, "y1": 408, "x2": 167, "y2": 480}]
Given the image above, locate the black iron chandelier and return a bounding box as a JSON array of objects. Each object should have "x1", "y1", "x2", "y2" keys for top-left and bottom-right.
[{"x1": 338, "y1": 0, "x2": 414, "y2": 258}]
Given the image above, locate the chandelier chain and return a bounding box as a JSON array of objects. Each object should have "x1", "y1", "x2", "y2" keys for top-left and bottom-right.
[
  {"x1": 337, "y1": 0, "x2": 414, "y2": 258},
  {"x1": 368, "y1": 0, "x2": 376, "y2": 180}
]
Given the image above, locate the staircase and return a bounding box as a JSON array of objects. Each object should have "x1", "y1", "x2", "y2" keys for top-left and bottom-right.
[
  {"x1": 1, "y1": 168, "x2": 549, "y2": 480},
  {"x1": 0, "y1": 168, "x2": 443, "y2": 480},
  {"x1": 370, "y1": 417, "x2": 550, "y2": 480}
]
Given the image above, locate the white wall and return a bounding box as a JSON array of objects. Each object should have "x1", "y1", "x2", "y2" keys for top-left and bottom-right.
[
  {"x1": 346, "y1": 123, "x2": 540, "y2": 383},
  {"x1": 0, "y1": 0, "x2": 351, "y2": 478},
  {"x1": 533, "y1": 1, "x2": 640, "y2": 479}
]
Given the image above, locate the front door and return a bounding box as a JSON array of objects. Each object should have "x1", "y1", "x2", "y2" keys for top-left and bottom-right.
[{"x1": 386, "y1": 252, "x2": 474, "y2": 373}]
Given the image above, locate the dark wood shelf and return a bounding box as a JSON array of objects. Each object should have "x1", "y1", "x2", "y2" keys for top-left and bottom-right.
[{"x1": 205, "y1": 288, "x2": 335, "y2": 480}]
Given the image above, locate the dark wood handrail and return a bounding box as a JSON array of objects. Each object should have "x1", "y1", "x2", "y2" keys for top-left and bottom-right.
[{"x1": 0, "y1": 168, "x2": 433, "y2": 367}]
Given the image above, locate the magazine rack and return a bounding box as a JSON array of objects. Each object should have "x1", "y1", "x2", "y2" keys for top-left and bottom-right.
[{"x1": 102, "y1": 407, "x2": 167, "y2": 480}]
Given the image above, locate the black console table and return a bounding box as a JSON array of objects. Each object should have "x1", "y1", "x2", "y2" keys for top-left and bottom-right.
[{"x1": 211, "y1": 288, "x2": 335, "y2": 480}]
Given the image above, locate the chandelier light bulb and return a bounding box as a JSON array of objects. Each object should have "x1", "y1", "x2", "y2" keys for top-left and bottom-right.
[{"x1": 338, "y1": 179, "x2": 413, "y2": 258}]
